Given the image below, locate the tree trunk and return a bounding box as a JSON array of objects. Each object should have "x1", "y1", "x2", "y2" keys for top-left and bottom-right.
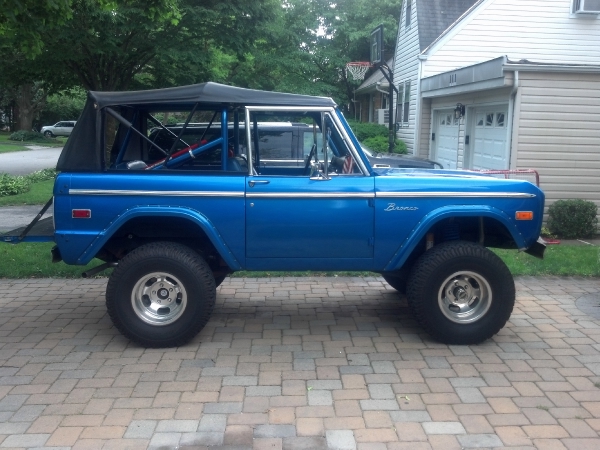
[{"x1": 14, "y1": 83, "x2": 46, "y2": 131}]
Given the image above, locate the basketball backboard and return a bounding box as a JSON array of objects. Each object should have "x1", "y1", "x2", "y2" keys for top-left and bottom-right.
[{"x1": 370, "y1": 24, "x2": 383, "y2": 66}]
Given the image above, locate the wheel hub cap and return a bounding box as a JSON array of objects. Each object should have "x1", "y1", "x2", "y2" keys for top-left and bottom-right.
[
  {"x1": 439, "y1": 271, "x2": 491, "y2": 324},
  {"x1": 132, "y1": 273, "x2": 187, "y2": 326}
]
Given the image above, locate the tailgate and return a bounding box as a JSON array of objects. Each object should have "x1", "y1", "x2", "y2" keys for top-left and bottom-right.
[{"x1": 2, "y1": 216, "x2": 55, "y2": 243}]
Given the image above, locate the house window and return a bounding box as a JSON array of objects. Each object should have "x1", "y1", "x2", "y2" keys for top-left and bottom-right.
[
  {"x1": 405, "y1": 0, "x2": 412, "y2": 30},
  {"x1": 395, "y1": 81, "x2": 410, "y2": 126},
  {"x1": 402, "y1": 81, "x2": 411, "y2": 124},
  {"x1": 382, "y1": 93, "x2": 388, "y2": 110}
]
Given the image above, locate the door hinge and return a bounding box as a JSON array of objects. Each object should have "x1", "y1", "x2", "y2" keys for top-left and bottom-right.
[{"x1": 368, "y1": 198, "x2": 375, "y2": 207}]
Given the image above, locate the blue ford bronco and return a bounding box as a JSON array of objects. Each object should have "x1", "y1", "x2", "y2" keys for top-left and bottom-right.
[{"x1": 3, "y1": 82, "x2": 545, "y2": 348}]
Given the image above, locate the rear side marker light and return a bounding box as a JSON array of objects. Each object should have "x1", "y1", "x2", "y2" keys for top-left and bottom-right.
[
  {"x1": 72, "y1": 209, "x2": 91, "y2": 219},
  {"x1": 515, "y1": 211, "x2": 533, "y2": 220}
]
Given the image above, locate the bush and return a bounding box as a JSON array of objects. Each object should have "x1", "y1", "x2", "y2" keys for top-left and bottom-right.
[
  {"x1": 9, "y1": 130, "x2": 54, "y2": 143},
  {"x1": 27, "y1": 168, "x2": 57, "y2": 183},
  {"x1": 348, "y1": 120, "x2": 389, "y2": 141},
  {"x1": 347, "y1": 120, "x2": 407, "y2": 154},
  {"x1": 0, "y1": 173, "x2": 30, "y2": 196},
  {"x1": 547, "y1": 199, "x2": 598, "y2": 239},
  {"x1": 361, "y1": 135, "x2": 406, "y2": 154},
  {"x1": 36, "y1": 87, "x2": 85, "y2": 129}
]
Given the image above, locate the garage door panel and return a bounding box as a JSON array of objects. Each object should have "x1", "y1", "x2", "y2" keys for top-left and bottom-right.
[
  {"x1": 434, "y1": 110, "x2": 458, "y2": 169},
  {"x1": 472, "y1": 107, "x2": 508, "y2": 170}
]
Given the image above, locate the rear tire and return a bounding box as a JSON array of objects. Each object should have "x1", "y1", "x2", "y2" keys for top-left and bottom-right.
[
  {"x1": 406, "y1": 241, "x2": 514, "y2": 345},
  {"x1": 106, "y1": 241, "x2": 216, "y2": 347}
]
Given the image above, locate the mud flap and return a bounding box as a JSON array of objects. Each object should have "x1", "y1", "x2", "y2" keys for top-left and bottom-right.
[{"x1": 524, "y1": 237, "x2": 546, "y2": 259}]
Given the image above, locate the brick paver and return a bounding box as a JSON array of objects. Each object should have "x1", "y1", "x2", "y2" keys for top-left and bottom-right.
[{"x1": 0, "y1": 275, "x2": 599, "y2": 449}]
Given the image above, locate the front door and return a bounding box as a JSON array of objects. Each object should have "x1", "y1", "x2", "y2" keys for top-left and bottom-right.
[{"x1": 245, "y1": 176, "x2": 374, "y2": 269}]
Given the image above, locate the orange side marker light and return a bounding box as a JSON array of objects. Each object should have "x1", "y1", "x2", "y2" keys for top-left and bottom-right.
[{"x1": 515, "y1": 211, "x2": 533, "y2": 220}]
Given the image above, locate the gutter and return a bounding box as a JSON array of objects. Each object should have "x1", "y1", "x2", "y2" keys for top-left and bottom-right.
[{"x1": 503, "y1": 63, "x2": 600, "y2": 74}]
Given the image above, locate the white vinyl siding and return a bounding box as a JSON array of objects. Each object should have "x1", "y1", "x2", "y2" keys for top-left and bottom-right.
[
  {"x1": 423, "y1": 0, "x2": 600, "y2": 77},
  {"x1": 514, "y1": 71, "x2": 600, "y2": 220},
  {"x1": 393, "y1": 0, "x2": 420, "y2": 152}
]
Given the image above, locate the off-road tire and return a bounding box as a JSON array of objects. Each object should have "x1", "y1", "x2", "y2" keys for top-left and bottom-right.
[
  {"x1": 406, "y1": 240, "x2": 515, "y2": 345},
  {"x1": 106, "y1": 241, "x2": 216, "y2": 347}
]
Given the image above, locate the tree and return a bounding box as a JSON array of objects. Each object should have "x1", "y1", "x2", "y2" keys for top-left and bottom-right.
[
  {"x1": 42, "y1": 0, "x2": 278, "y2": 92},
  {"x1": 221, "y1": 0, "x2": 400, "y2": 109}
]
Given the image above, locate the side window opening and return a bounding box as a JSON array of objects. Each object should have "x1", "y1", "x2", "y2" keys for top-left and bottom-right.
[{"x1": 106, "y1": 107, "x2": 248, "y2": 173}]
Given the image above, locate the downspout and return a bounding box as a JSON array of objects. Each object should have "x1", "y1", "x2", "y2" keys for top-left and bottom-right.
[
  {"x1": 414, "y1": 55, "x2": 426, "y2": 157},
  {"x1": 506, "y1": 69, "x2": 519, "y2": 169}
]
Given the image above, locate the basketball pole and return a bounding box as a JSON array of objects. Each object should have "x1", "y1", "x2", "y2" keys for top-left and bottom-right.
[
  {"x1": 375, "y1": 62, "x2": 398, "y2": 154},
  {"x1": 370, "y1": 24, "x2": 398, "y2": 154}
]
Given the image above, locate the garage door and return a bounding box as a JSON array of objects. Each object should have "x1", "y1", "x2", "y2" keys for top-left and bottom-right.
[
  {"x1": 433, "y1": 109, "x2": 459, "y2": 169},
  {"x1": 471, "y1": 106, "x2": 509, "y2": 170}
]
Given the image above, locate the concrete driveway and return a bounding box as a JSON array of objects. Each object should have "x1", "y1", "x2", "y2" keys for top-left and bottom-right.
[
  {"x1": 0, "y1": 276, "x2": 599, "y2": 449},
  {"x1": 0, "y1": 146, "x2": 61, "y2": 176}
]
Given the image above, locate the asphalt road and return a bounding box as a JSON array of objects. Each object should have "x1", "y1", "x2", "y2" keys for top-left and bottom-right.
[
  {"x1": 0, "y1": 146, "x2": 62, "y2": 175},
  {"x1": 0, "y1": 147, "x2": 59, "y2": 233}
]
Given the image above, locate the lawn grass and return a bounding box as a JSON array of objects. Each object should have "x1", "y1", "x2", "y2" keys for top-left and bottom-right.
[
  {"x1": 0, "y1": 242, "x2": 597, "y2": 279},
  {"x1": 0, "y1": 141, "x2": 28, "y2": 153},
  {"x1": 0, "y1": 131, "x2": 66, "y2": 151},
  {"x1": 0, "y1": 179, "x2": 54, "y2": 206},
  {"x1": 0, "y1": 242, "x2": 106, "y2": 278}
]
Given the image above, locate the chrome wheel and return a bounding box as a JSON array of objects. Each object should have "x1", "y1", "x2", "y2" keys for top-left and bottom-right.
[
  {"x1": 131, "y1": 272, "x2": 187, "y2": 326},
  {"x1": 438, "y1": 271, "x2": 491, "y2": 324}
]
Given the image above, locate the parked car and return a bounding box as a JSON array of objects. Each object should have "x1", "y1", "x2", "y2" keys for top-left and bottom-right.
[
  {"x1": 4, "y1": 82, "x2": 545, "y2": 348},
  {"x1": 148, "y1": 123, "x2": 443, "y2": 170},
  {"x1": 41, "y1": 121, "x2": 77, "y2": 137}
]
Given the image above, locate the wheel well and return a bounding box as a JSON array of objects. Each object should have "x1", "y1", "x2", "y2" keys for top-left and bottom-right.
[
  {"x1": 97, "y1": 216, "x2": 230, "y2": 275},
  {"x1": 402, "y1": 216, "x2": 517, "y2": 270}
]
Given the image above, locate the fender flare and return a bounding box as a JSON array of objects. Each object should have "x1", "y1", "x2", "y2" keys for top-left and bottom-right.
[
  {"x1": 384, "y1": 205, "x2": 525, "y2": 272},
  {"x1": 75, "y1": 206, "x2": 242, "y2": 270}
]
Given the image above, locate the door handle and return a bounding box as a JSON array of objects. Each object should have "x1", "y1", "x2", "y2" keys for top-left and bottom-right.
[{"x1": 248, "y1": 180, "x2": 270, "y2": 187}]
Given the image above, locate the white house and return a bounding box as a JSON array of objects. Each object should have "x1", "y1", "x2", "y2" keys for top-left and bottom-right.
[{"x1": 394, "y1": 0, "x2": 600, "y2": 219}]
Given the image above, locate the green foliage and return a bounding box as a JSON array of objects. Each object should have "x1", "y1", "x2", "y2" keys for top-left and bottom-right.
[
  {"x1": 540, "y1": 226, "x2": 556, "y2": 239},
  {"x1": 548, "y1": 199, "x2": 598, "y2": 239},
  {"x1": 348, "y1": 120, "x2": 389, "y2": 141},
  {"x1": 38, "y1": 88, "x2": 86, "y2": 127},
  {"x1": 493, "y1": 245, "x2": 599, "y2": 277},
  {"x1": 0, "y1": 179, "x2": 55, "y2": 206},
  {"x1": 27, "y1": 168, "x2": 57, "y2": 183},
  {"x1": 0, "y1": 169, "x2": 56, "y2": 198},
  {"x1": 0, "y1": 242, "x2": 107, "y2": 278},
  {"x1": 362, "y1": 135, "x2": 407, "y2": 154},
  {"x1": 0, "y1": 173, "x2": 30, "y2": 196},
  {"x1": 8, "y1": 130, "x2": 53, "y2": 143},
  {"x1": 347, "y1": 120, "x2": 407, "y2": 154}
]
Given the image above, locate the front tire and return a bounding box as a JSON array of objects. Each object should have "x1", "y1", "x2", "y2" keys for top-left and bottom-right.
[
  {"x1": 43, "y1": 130, "x2": 53, "y2": 137},
  {"x1": 406, "y1": 241, "x2": 515, "y2": 345},
  {"x1": 106, "y1": 241, "x2": 216, "y2": 347}
]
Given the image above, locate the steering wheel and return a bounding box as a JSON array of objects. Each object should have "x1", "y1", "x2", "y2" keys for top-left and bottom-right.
[{"x1": 303, "y1": 143, "x2": 317, "y2": 175}]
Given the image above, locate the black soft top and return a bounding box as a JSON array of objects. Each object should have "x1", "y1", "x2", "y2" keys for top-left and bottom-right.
[
  {"x1": 88, "y1": 82, "x2": 337, "y2": 109},
  {"x1": 57, "y1": 82, "x2": 337, "y2": 171}
]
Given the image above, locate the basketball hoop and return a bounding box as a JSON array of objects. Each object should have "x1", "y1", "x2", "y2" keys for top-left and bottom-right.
[{"x1": 346, "y1": 62, "x2": 372, "y2": 81}]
